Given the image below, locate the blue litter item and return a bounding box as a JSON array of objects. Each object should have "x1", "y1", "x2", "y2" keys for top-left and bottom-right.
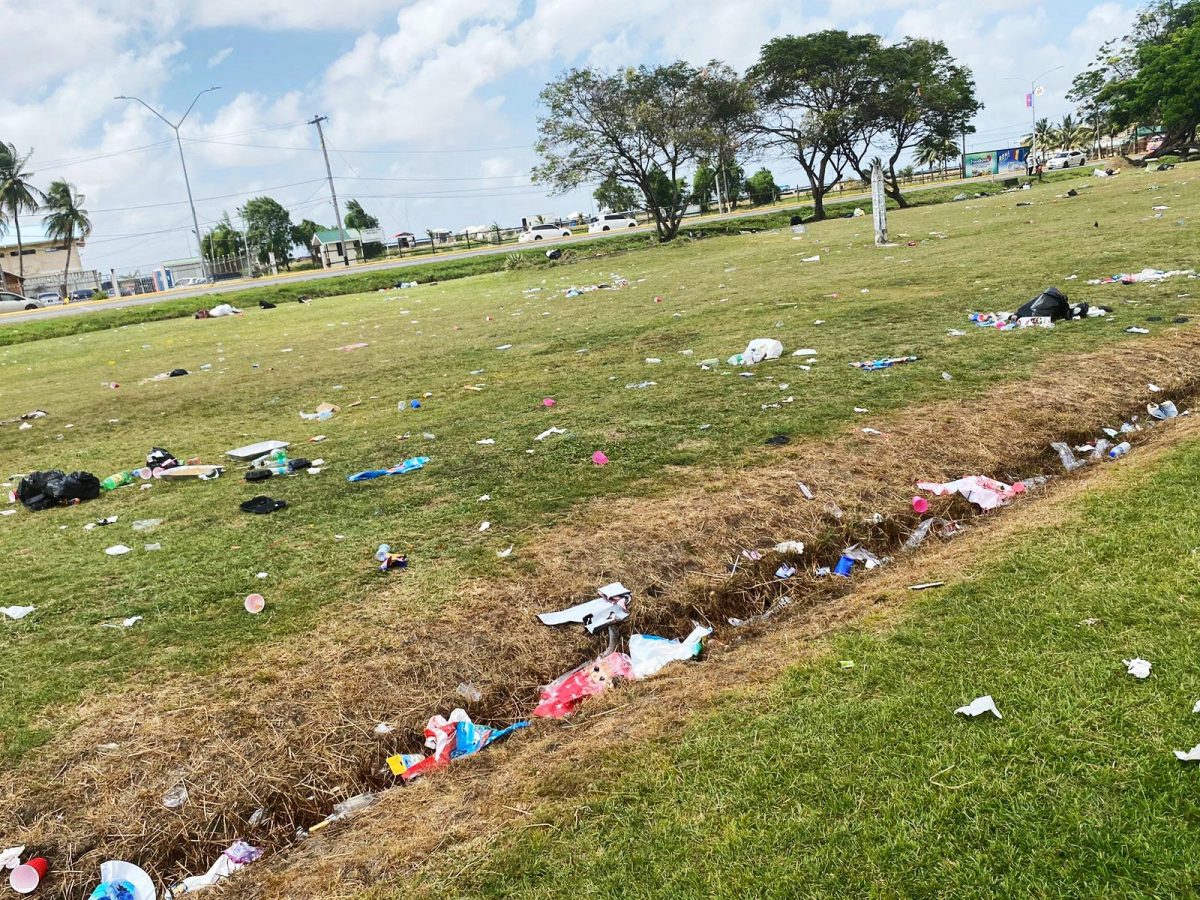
[
  {"x1": 89, "y1": 883, "x2": 137, "y2": 900},
  {"x1": 347, "y1": 456, "x2": 429, "y2": 482},
  {"x1": 410, "y1": 399, "x2": 421, "y2": 409},
  {"x1": 453, "y1": 719, "x2": 530, "y2": 759},
  {"x1": 834, "y1": 555, "x2": 855, "y2": 577}
]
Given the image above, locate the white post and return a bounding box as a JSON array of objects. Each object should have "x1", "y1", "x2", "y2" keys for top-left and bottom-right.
[{"x1": 871, "y1": 161, "x2": 888, "y2": 247}]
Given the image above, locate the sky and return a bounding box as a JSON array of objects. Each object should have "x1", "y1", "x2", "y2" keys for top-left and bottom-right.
[{"x1": 0, "y1": 0, "x2": 1135, "y2": 275}]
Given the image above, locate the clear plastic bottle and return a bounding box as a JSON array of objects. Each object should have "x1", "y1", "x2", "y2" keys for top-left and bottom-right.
[{"x1": 1108, "y1": 441, "x2": 1132, "y2": 459}]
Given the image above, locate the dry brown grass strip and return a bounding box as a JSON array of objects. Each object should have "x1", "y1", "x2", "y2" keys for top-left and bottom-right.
[{"x1": 4, "y1": 329, "x2": 1200, "y2": 899}]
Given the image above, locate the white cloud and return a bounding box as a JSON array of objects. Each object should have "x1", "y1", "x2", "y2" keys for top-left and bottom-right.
[{"x1": 0, "y1": 0, "x2": 1138, "y2": 274}]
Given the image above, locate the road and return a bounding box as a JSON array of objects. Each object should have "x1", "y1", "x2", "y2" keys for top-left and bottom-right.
[{"x1": 1, "y1": 173, "x2": 988, "y2": 326}]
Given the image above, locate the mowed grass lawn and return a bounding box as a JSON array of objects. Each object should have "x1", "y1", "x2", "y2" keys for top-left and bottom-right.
[
  {"x1": 0, "y1": 165, "x2": 1196, "y2": 763},
  {"x1": 453, "y1": 434, "x2": 1200, "y2": 900}
]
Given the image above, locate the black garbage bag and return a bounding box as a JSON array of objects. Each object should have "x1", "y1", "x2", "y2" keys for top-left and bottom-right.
[
  {"x1": 259, "y1": 300, "x2": 277, "y2": 309},
  {"x1": 545, "y1": 248, "x2": 562, "y2": 260},
  {"x1": 17, "y1": 469, "x2": 100, "y2": 510},
  {"x1": 147, "y1": 447, "x2": 179, "y2": 470},
  {"x1": 1016, "y1": 287, "x2": 1072, "y2": 321}
]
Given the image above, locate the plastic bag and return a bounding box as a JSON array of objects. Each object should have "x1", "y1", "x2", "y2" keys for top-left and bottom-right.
[
  {"x1": 533, "y1": 651, "x2": 634, "y2": 718},
  {"x1": 628, "y1": 626, "x2": 712, "y2": 679},
  {"x1": 738, "y1": 338, "x2": 784, "y2": 366}
]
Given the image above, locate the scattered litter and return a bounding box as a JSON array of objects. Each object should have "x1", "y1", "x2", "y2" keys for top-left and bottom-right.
[
  {"x1": 1148, "y1": 384, "x2": 1162, "y2": 393},
  {"x1": 533, "y1": 651, "x2": 634, "y2": 718},
  {"x1": 774, "y1": 540, "x2": 805, "y2": 554},
  {"x1": 1051, "y1": 442, "x2": 1086, "y2": 472},
  {"x1": 535, "y1": 427, "x2": 566, "y2": 441},
  {"x1": 105, "y1": 544, "x2": 132, "y2": 556},
  {"x1": 645, "y1": 357, "x2": 662, "y2": 364},
  {"x1": 839, "y1": 660, "x2": 855, "y2": 669},
  {"x1": 628, "y1": 626, "x2": 712, "y2": 679},
  {"x1": 337, "y1": 342, "x2": 369, "y2": 352},
  {"x1": 852, "y1": 356, "x2": 918, "y2": 371},
  {"x1": 132, "y1": 519, "x2": 162, "y2": 532},
  {"x1": 239, "y1": 497, "x2": 287, "y2": 515},
  {"x1": 775, "y1": 564, "x2": 797, "y2": 579},
  {"x1": 495, "y1": 344, "x2": 513, "y2": 350},
  {"x1": 168, "y1": 841, "x2": 262, "y2": 895},
  {"x1": 373, "y1": 723, "x2": 395, "y2": 735},
  {"x1": 1149, "y1": 401, "x2": 1179, "y2": 420},
  {"x1": 955, "y1": 695, "x2": 1002, "y2": 719},
  {"x1": 2, "y1": 606, "x2": 35, "y2": 620},
  {"x1": 800, "y1": 255, "x2": 820, "y2": 263},
  {"x1": 916, "y1": 475, "x2": 1025, "y2": 511},
  {"x1": 244, "y1": 594, "x2": 266, "y2": 614},
  {"x1": 909, "y1": 582, "x2": 944, "y2": 591},
  {"x1": 861, "y1": 428, "x2": 882, "y2": 436},
  {"x1": 1174, "y1": 744, "x2": 1200, "y2": 762},
  {"x1": 797, "y1": 482, "x2": 814, "y2": 500},
  {"x1": 456, "y1": 682, "x2": 483, "y2": 703},
  {"x1": 89, "y1": 860, "x2": 155, "y2": 900},
  {"x1": 347, "y1": 457, "x2": 428, "y2": 481},
  {"x1": 941, "y1": 371, "x2": 953, "y2": 381},
  {"x1": 497, "y1": 546, "x2": 513, "y2": 558},
  {"x1": 374, "y1": 545, "x2": 408, "y2": 573},
  {"x1": 765, "y1": 434, "x2": 790, "y2": 446},
  {"x1": 538, "y1": 583, "x2": 631, "y2": 633},
  {"x1": 1123, "y1": 657, "x2": 1151, "y2": 679},
  {"x1": 299, "y1": 403, "x2": 339, "y2": 421},
  {"x1": 479, "y1": 521, "x2": 491, "y2": 532},
  {"x1": 398, "y1": 709, "x2": 529, "y2": 781},
  {"x1": 592, "y1": 450, "x2": 609, "y2": 466},
  {"x1": 1125, "y1": 326, "x2": 1150, "y2": 334},
  {"x1": 162, "y1": 785, "x2": 189, "y2": 810},
  {"x1": 729, "y1": 338, "x2": 784, "y2": 367},
  {"x1": 0, "y1": 846, "x2": 24, "y2": 869},
  {"x1": 626, "y1": 380, "x2": 657, "y2": 389}
]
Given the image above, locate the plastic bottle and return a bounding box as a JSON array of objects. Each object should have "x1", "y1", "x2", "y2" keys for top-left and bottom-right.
[
  {"x1": 1108, "y1": 441, "x2": 1131, "y2": 459},
  {"x1": 100, "y1": 471, "x2": 136, "y2": 492}
]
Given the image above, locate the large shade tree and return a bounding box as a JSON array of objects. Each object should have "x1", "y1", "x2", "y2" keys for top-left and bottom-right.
[
  {"x1": 240, "y1": 196, "x2": 294, "y2": 270},
  {"x1": 749, "y1": 31, "x2": 881, "y2": 221},
  {"x1": 534, "y1": 62, "x2": 714, "y2": 241},
  {"x1": 0, "y1": 142, "x2": 46, "y2": 282},
  {"x1": 593, "y1": 173, "x2": 641, "y2": 213},
  {"x1": 42, "y1": 179, "x2": 91, "y2": 296},
  {"x1": 845, "y1": 37, "x2": 981, "y2": 206}
]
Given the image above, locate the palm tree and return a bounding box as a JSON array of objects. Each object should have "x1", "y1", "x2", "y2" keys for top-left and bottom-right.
[
  {"x1": 1020, "y1": 118, "x2": 1054, "y2": 150},
  {"x1": 425, "y1": 228, "x2": 436, "y2": 255},
  {"x1": 0, "y1": 143, "x2": 47, "y2": 281},
  {"x1": 42, "y1": 179, "x2": 92, "y2": 296},
  {"x1": 914, "y1": 136, "x2": 959, "y2": 177}
]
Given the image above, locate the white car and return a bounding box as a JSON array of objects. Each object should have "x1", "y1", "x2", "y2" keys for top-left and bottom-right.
[
  {"x1": 518, "y1": 223, "x2": 572, "y2": 243},
  {"x1": 36, "y1": 291, "x2": 63, "y2": 305},
  {"x1": 0, "y1": 292, "x2": 47, "y2": 313},
  {"x1": 588, "y1": 213, "x2": 638, "y2": 233},
  {"x1": 1046, "y1": 150, "x2": 1087, "y2": 170}
]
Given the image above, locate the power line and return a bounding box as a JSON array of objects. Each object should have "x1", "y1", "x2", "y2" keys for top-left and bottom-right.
[{"x1": 87, "y1": 179, "x2": 326, "y2": 213}]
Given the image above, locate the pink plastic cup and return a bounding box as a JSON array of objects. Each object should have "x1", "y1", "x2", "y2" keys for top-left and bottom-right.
[
  {"x1": 542, "y1": 398, "x2": 556, "y2": 408},
  {"x1": 244, "y1": 593, "x2": 265, "y2": 614},
  {"x1": 11, "y1": 858, "x2": 49, "y2": 894},
  {"x1": 912, "y1": 496, "x2": 929, "y2": 514},
  {"x1": 591, "y1": 451, "x2": 609, "y2": 466}
]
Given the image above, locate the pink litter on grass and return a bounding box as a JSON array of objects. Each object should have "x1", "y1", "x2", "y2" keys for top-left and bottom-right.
[
  {"x1": 592, "y1": 451, "x2": 609, "y2": 466},
  {"x1": 542, "y1": 398, "x2": 556, "y2": 408}
]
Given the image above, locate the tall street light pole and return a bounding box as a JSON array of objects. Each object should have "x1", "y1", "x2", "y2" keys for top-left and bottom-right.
[
  {"x1": 1006, "y1": 66, "x2": 1063, "y2": 170},
  {"x1": 116, "y1": 87, "x2": 221, "y2": 283}
]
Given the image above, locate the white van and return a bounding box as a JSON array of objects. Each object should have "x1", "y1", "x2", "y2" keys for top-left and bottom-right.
[{"x1": 588, "y1": 213, "x2": 638, "y2": 233}]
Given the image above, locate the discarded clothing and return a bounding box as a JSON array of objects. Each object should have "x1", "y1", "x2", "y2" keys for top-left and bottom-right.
[
  {"x1": 533, "y1": 650, "x2": 635, "y2": 718},
  {"x1": 851, "y1": 356, "x2": 918, "y2": 371},
  {"x1": 347, "y1": 457, "x2": 429, "y2": 481},
  {"x1": 239, "y1": 496, "x2": 287, "y2": 515},
  {"x1": 916, "y1": 475, "x2": 1025, "y2": 511}
]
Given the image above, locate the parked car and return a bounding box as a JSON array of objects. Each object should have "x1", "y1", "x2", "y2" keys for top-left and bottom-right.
[
  {"x1": 1046, "y1": 149, "x2": 1087, "y2": 170},
  {"x1": 35, "y1": 291, "x2": 63, "y2": 305},
  {"x1": 588, "y1": 213, "x2": 638, "y2": 233},
  {"x1": 0, "y1": 292, "x2": 47, "y2": 313},
  {"x1": 518, "y1": 223, "x2": 572, "y2": 243},
  {"x1": 69, "y1": 288, "x2": 96, "y2": 302}
]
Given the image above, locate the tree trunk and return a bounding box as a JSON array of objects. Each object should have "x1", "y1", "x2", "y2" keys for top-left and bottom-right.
[
  {"x1": 14, "y1": 215, "x2": 24, "y2": 279},
  {"x1": 62, "y1": 233, "x2": 73, "y2": 297},
  {"x1": 811, "y1": 187, "x2": 826, "y2": 221}
]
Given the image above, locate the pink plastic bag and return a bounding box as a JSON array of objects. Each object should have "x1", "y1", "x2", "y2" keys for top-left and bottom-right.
[
  {"x1": 533, "y1": 651, "x2": 634, "y2": 718},
  {"x1": 916, "y1": 475, "x2": 1025, "y2": 511}
]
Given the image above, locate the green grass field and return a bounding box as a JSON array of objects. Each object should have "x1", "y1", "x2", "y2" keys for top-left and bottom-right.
[
  {"x1": 0, "y1": 164, "x2": 1195, "y2": 774},
  {"x1": 454, "y1": 433, "x2": 1200, "y2": 898}
]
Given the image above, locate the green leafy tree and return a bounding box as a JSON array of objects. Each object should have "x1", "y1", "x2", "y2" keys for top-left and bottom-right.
[
  {"x1": 692, "y1": 162, "x2": 716, "y2": 212},
  {"x1": 749, "y1": 31, "x2": 880, "y2": 221},
  {"x1": 1050, "y1": 114, "x2": 1091, "y2": 150},
  {"x1": 646, "y1": 166, "x2": 690, "y2": 213},
  {"x1": 744, "y1": 167, "x2": 779, "y2": 204},
  {"x1": 593, "y1": 174, "x2": 641, "y2": 214},
  {"x1": 534, "y1": 62, "x2": 714, "y2": 241},
  {"x1": 696, "y1": 62, "x2": 759, "y2": 212},
  {"x1": 201, "y1": 213, "x2": 246, "y2": 262},
  {"x1": 41, "y1": 179, "x2": 91, "y2": 295},
  {"x1": 845, "y1": 37, "x2": 981, "y2": 207},
  {"x1": 343, "y1": 199, "x2": 382, "y2": 259},
  {"x1": 1075, "y1": 1, "x2": 1200, "y2": 154},
  {"x1": 240, "y1": 196, "x2": 294, "y2": 270},
  {"x1": 0, "y1": 143, "x2": 46, "y2": 281},
  {"x1": 290, "y1": 218, "x2": 327, "y2": 263}
]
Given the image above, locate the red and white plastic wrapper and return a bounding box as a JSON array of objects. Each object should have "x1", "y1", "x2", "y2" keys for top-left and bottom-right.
[
  {"x1": 915, "y1": 475, "x2": 1025, "y2": 511},
  {"x1": 399, "y1": 708, "x2": 529, "y2": 782},
  {"x1": 533, "y1": 651, "x2": 635, "y2": 718}
]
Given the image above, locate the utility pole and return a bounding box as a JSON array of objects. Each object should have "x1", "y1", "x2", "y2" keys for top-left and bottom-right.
[
  {"x1": 116, "y1": 87, "x2": 220, "y2": 284},
  {"x1": 239, "y1": 208, "x2": 253, "y2": 277},
  {"x1": 309, "y1": 115, "x2": 350, "y2": 267}
]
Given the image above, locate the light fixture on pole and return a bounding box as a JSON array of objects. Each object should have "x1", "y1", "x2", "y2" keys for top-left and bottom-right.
[
  {"x1": 1005, "y1": 66, "x2": 1063, "y2": 169},
  {"x1": 116, "y1": 87, "x2": 221, "y2": 283}
]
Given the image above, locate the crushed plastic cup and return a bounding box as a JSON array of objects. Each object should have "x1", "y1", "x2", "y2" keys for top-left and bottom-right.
[
  {"x1": 912, "y1": 496, "x2": 929, "y2": 514},
  {"x1": 542, "y1": 398, "x2": 556, "y2": 408},
  {"x1": 592, "y1": 451, "x2": 609, "y2": 466},
  {"x1": 10, "y1": 857, "x2": 48, "y2": 894},
  {"x1": 244, "y1": 593, "x2": 266, "y2": 614},
  {"x1": 834, "y1": 555, "x2": 855, "y2": 577}
]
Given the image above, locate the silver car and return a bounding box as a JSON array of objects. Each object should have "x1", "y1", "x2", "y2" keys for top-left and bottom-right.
[{"x1": 0, "y1": 292, "x2": 46, "y2": 313}]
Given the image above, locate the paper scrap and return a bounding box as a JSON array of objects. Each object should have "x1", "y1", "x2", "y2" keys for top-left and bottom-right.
[
  {"x1": 1123, "y1": 657, "x2": 1152, "y2": 679},
  {"x1": 955, "y1": 695, "x2": 1002, "y2": 719},
  {"x1": 1, "y1": 606, "x2": 35, "y2": 620},
  {"x1": 1174, "y1": 743, "x2": 1200, "y2": 761},
  {"x1": 105, "y1": 544, "x2": 133, "y2": 556},
  {"x1": 538, "y1": 597, "x2": 628, "y2": 633}
]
